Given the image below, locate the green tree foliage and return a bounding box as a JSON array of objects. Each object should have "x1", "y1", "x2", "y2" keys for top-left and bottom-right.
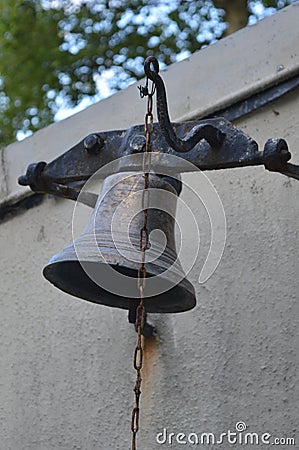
[{"x1": 0, "y1": 0, "x2": 295, "y2": 146}]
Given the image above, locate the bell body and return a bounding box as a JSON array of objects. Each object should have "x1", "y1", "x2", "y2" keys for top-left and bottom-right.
[{"x1": 43, "y1": 172, "x2": 196, "y2": 313}]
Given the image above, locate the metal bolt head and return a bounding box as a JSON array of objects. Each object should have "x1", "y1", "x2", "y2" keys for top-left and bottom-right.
[
  {"x1": 18, "y1": 161, "x2": 47, "y2": 187},
  {"x1": 84, "y1": 134, "x2": 104, "y2": 154},
  {"x1": 130, "y1": 135, "x2": 146, "y2": 153},
  {"x1": 280, "y1": 147, "x2": 291, "y2": 163}
]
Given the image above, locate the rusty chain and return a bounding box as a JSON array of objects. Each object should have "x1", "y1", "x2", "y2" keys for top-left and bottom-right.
[{"x1": 131, "y1": 76, "x2": 155, "y2": 450}]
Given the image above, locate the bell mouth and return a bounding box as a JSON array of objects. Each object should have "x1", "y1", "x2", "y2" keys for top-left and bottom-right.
[{"x1": 43, "y1": 260, "x2": 196, "y2": 314}]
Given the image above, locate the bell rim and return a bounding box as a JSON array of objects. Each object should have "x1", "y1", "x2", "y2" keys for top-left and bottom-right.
[{"x1": 43, "y1": 260, "x2": 196, "y2": 314}]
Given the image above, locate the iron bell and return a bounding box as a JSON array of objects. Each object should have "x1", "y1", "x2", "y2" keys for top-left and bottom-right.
[{"x1": 43, "y1": 172, "x2": 196, "y2": 313}]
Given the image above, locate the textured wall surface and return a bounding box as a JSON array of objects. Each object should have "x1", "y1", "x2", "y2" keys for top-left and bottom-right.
[{"x1": 1, "y1": 6, "x2": 298, "y2": 450}]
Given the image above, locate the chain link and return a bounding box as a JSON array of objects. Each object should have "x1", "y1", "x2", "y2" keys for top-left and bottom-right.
[{"x1": 131, "y1": 77, "x2": 155, "y2": 450}]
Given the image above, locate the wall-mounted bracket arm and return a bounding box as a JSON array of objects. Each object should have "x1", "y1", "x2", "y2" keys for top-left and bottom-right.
[
  {"x1": 263, "y1": 138, "x2": 299, "y2": 181},
  {"x1": 18, "y1": 57, "x2": 298, "y2": 206},
  {"x1": 18, "y1": 119, "x2": 299, "y2": 207}
]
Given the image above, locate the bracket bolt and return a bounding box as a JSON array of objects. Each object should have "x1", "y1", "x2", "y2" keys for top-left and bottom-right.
[
  {"x1": 280, "y1": 147, "x2": 291, "y2": 162},
  {"x1": 130, "y1": 135, "x2": 146, "y2": 153},
  {"x1": 84, "y1": 134, "x2": 104, "y2": 154}
]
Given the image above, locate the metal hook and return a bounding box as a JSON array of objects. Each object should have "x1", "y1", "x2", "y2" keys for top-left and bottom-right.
[{"x1": 144, "y1": 56, "x2": 225, "y2": 152}]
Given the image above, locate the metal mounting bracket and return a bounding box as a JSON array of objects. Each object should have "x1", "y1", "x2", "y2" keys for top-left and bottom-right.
[{"x1": 18, "y1": 57, "x2": 299, "y2": 209}]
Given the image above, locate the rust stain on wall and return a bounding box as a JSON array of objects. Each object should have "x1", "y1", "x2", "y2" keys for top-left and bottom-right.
[{"x1": 141, "y1": 334, "x2": 162, "y2": 402}]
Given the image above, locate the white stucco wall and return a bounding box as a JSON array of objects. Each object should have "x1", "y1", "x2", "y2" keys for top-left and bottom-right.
[{"x1": 0, "y1": 4, "x2": 298, "y2": 449}]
